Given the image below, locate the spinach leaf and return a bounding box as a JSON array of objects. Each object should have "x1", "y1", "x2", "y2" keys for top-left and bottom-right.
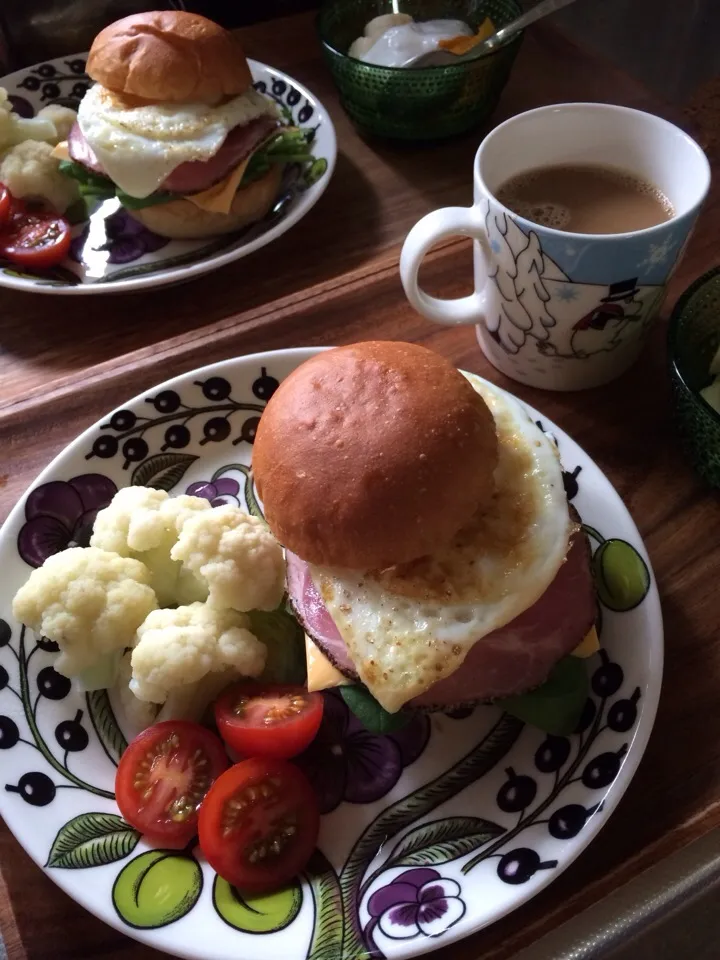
[
  {"x1": 341, "y1": 685, "x2": 413, "y2": 734},
  {"x1": 498, "y1": 656, "x2": 589, "y2": 736},
  {"x1": 248, "y1": 606, "x2": 307, "y2": 685}
]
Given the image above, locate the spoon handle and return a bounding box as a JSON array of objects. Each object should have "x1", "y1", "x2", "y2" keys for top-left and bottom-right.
[{"x1": 483, "y1": 0, "x2": 580, "y2": 50}]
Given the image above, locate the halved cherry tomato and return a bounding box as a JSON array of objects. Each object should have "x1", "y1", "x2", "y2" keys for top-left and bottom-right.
[
  {"x1": 0, "y1": 207, "x2": 71, "y2": 269},
  {"x1": 214, "y1": 683, "x2": 324, "y2": 760},
  {"x1": 0, "y1": 185, "x2": 11, "y2": 230},
  {"x1": 198, "y1": 757, "x2": 319, "y2": 892},
  {"x1": 115, "y1": 720, "x2": 229, "y2": 848}
]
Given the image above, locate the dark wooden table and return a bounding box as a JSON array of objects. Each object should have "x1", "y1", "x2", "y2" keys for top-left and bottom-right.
[{"x1": 0, "y1": 11, "x2": 718, "y2": 960}]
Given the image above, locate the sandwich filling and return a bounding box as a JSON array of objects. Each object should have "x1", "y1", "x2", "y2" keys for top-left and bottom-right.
[
  {"x1": 74, "y1": 84, "x2": 279, "y2": 199},
  {"x1": 291, "y1": 377, "x2": 579, "y2": 713},
  {"x1": 55, "y1": 84, "x2": 316, "y2": 216}
]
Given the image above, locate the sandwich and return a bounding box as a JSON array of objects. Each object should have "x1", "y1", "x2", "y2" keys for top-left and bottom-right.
[
  {"x1": 54, "y1": 11, "x2": 318, "y2": 239},
  {"x1": 252, "y1": 341, "x2": 598, "y2": 725}
]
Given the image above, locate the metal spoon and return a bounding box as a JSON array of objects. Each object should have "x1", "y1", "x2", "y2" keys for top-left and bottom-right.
[{"x1": 410, "y1": 0, "x2": 581, "y2": 67}]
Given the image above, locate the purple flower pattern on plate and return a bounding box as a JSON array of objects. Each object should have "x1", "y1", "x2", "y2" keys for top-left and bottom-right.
[
  {"x1": 295, "y1": 690, "x2": 430, "y2": 814},
  {"x1": 185, "y1": 478, "x2": 241, "y2": 508},
  {"x1": 17, "y1": 474, "x2": 117, "y2": 567},
  {"x1": 70, "y1": 209, "x2": 169, "y2": 265},
  {"x1": 367, "y1": 868, "x2": 466, "y2": 941}
]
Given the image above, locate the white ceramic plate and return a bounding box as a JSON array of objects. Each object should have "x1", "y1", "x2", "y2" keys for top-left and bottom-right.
[
  {"x1": 0, "y1": 348, "x2": 662, "y2": 960},
  {"x1": 0, "y1": 59, "x2": 336, "y2": 294}
]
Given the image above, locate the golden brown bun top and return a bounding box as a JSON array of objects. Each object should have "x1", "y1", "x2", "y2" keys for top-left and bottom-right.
[
  {"x1": 87, "y1": 11, "x2": 252, "y2": 104},
  {"x1": 253, "y1": 341, "x2": 499, "y2": 569}
]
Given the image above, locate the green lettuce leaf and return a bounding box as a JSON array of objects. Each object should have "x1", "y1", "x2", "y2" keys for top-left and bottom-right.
[
  {"x1": 241, "y1": 128, "x2": 316, "y2": 186},
  {"x1": 58, "y1": 159, "x2": 173, "y2": 209},
  {"x1": 341, "y1": 685, "x2": 413, "y2": 734},
  {"x1": 248, "y1": 606, "x2": 307, "y2": 685},
  {"x1": 498, "y1": 656, "x2": 589, "y2": 736}
]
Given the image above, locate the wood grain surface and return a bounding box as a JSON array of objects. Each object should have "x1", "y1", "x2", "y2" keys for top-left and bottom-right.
[{"x1": 0, "y1": 11, "x2": 718, "y2": 960}]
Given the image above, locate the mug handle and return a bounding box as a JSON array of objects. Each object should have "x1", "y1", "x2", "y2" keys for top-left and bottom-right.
[{"x1": 399, "y1": 205, "x2": 491, "y2": 325}]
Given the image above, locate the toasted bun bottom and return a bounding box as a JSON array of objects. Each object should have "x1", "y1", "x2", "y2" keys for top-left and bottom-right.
[{"x1": 126, "y1": 165, "x2": 283, "y2": 240}]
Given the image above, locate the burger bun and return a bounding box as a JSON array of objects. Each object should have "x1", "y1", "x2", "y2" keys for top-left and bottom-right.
[
  {"x1": 253, "y1": 341, "x2": 499, "y2": 569},
  {"x1": 127, "y1": 165, "x2": 283, "y2": 240},
  {"x1": 87, "y1": 11, "x2": 252, "y2": 105}
]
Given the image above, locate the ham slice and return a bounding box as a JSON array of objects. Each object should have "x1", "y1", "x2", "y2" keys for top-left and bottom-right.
[
  {"x1": 286, "y1": 531, "x2": 596, "y2": 709},
  {"x1": 67, "y1": 116, "x2": 279, "y2": 195}
]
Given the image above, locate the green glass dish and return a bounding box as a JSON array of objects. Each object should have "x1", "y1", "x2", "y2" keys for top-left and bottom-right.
[
  {"x1": 317, "y1": 0, "x2": 523, "y2": 141},
  {"x1": 668, "y1": 266, "x2": 720, "y2": 488}
]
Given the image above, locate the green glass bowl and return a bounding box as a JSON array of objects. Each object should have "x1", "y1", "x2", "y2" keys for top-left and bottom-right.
[
  {"x1": 668, "y1": 266, "x2": 720, "y2": 488},
  {"x1": 317, "y1": 0, "x2": 523, "y2": 141}
]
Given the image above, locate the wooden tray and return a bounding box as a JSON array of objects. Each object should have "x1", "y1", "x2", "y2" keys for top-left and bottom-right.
[
  {"x1": 2, "y1": 228, "x2": 720, "y2": 960},
  {"x1": 0, "y1": 13, "x2": 718, "y2": 960}
]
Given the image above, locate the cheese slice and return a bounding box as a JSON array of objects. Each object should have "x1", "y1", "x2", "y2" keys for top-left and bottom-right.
[
  {"x1": 438, "y1": 17, "x2": 494, "y2": 55},
  {"x1": 51, "y1": 140, "x2": 70, "y2": 161},
  {"x1": 185, "y1": 155, "x2": 252, "y2": 215},
  {"x1": 305, "y1": 635, "x2": 350, "y2": 693},
  {"x1": 570, "y1": 626, "x2": 600, "y2": 659}
]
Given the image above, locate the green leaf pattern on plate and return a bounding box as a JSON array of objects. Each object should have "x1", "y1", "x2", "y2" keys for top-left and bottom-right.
[
  {"x1": 131, "y1": 453, "x2": 199, "y2": 490},
  {"x1": 384, "y1": 816, "x2": 504, "y2": 869},
  {"x1": 85, "y1": 689, "x2": 127, "y2": 766},
  {"x1": 46, "y1": 813, "x2": 140, "y2": 869},
  {"x1": 305, "y1": 851, "x2": 344, "y2": 960}
]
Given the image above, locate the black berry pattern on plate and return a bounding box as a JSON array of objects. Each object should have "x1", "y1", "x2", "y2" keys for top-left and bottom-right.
[
  {"x1": 16, "y1": 58, "x2": 89, "y2": 105},
  {"x1": 1, "y1": 620, "x2": 116, "y2": 805},
  {"x1": 84, "y1": 371, "x2": 273, "y2": 477}
]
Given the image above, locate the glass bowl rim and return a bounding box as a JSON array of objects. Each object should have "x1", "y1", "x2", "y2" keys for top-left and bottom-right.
[
  {"x1": 668, "y1": 264, "x2": 720, "y2": 428},
  {"x1": 315, "y1": 0, "x2": 524, "y2": 73}
]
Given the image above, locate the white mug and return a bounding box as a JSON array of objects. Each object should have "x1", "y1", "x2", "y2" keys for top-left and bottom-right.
[{"x1": 400, "y1": 103, "x2": 711, "y2": 391}]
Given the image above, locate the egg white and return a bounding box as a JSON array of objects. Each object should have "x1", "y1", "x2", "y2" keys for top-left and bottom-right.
[
  {"x1": 310, "y1": 376, "x2": 574, "y2": 713},
  {"x1": 77, "y1": 84, "x2": 278, "y2": 199}
]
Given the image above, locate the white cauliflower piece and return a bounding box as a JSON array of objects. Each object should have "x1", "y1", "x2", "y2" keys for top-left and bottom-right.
[
  {"x1": 115, "y1": 650, "x2": 160, "y2": 734},
  {"x1": 0, "y1": 87, "x2": 56, "y2": 151},
  {"x1": 171, "y1": 506, "x2": 285, "y2": 612},
  {"x1": 12, "y1": 547, "x2": 157, "y2": 678},
  {"x1": 90, "y1": 486, "x2": 210, "y2": 606},
  {"x1": 36, "y1": 103, "x2": 77, "y2": 143},
  {"x1": 130, "y1": 602, "x2": 266, "y2": 703},
  {"x1": 156, "y1": 669, "x2": 240, "y2": 725},
  {"x1": 0, "y1": 140, "x2": 79, "y2": 213}
]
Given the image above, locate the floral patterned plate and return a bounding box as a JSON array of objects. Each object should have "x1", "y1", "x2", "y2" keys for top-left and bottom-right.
[
  {"x1": 0, "y1": 58, "x2": 336, "y2": 295},
  {"x1": 0, "y1": 348, "x2": 662, "y2": 960}
]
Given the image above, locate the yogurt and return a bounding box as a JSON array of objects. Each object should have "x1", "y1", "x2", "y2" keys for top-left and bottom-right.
[{"x1": 348, "y1": 14, "x2": 474, "y2": 68}]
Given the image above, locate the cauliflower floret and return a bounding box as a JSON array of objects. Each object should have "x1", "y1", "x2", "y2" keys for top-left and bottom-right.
[
  {"x1": 171, "y1": 506, "x2": 285, "y2": 612},
  {"x1": 130, "y1": 602, "x2": 266, "y2": 703},
  {"x1": 90, "y1": 486, "x2": 210, "y2": 606},
  {"x1": 36, "y1": 104, "x2": 77, "y2": 144},
  {"x1": 0, "y1": 87, "x2": 56, "y2": 151},
  {"x1": 12, "y1": 547, "x2": 157, "y2": 678},
  {"x1": 0, "y1": 140, "x2": 79, "y2": 213},
  {"x1": 115, "y1": 650, "x2": 160, "y2": 734}
]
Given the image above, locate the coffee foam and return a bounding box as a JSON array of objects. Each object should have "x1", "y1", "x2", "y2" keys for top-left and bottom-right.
[
  {"x1": 504, "y1": 199, "x2": 571, "y2": 230},
  {"x1": 495, "y1": 164, "x2": 674, "y2": 234}
]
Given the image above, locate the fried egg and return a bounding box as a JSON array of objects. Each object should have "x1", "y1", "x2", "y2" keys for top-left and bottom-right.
[
  {"x1": 310, "y1": 375, "x2": 574, "y2": 713},
  {"x1": 77, "y1": 84, "x2": 278, "y2": 198}
]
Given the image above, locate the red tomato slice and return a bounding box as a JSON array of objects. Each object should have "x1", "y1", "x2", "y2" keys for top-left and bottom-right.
[
  {"x1": 0, "y1": 185, "x2": 11, "y2": 230},
  {"x1": 0, "y1": 208, "x2": 71, "y2": 269},
  {"x1": 199, "y1": 758, "x2": 319, "y2": 892},
  {"x1": 214, "y1": 683, "x2": 324, "y2": 760},
  {"x1": 115, "y1": 721, "x2": 229, "y2": 848}
]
